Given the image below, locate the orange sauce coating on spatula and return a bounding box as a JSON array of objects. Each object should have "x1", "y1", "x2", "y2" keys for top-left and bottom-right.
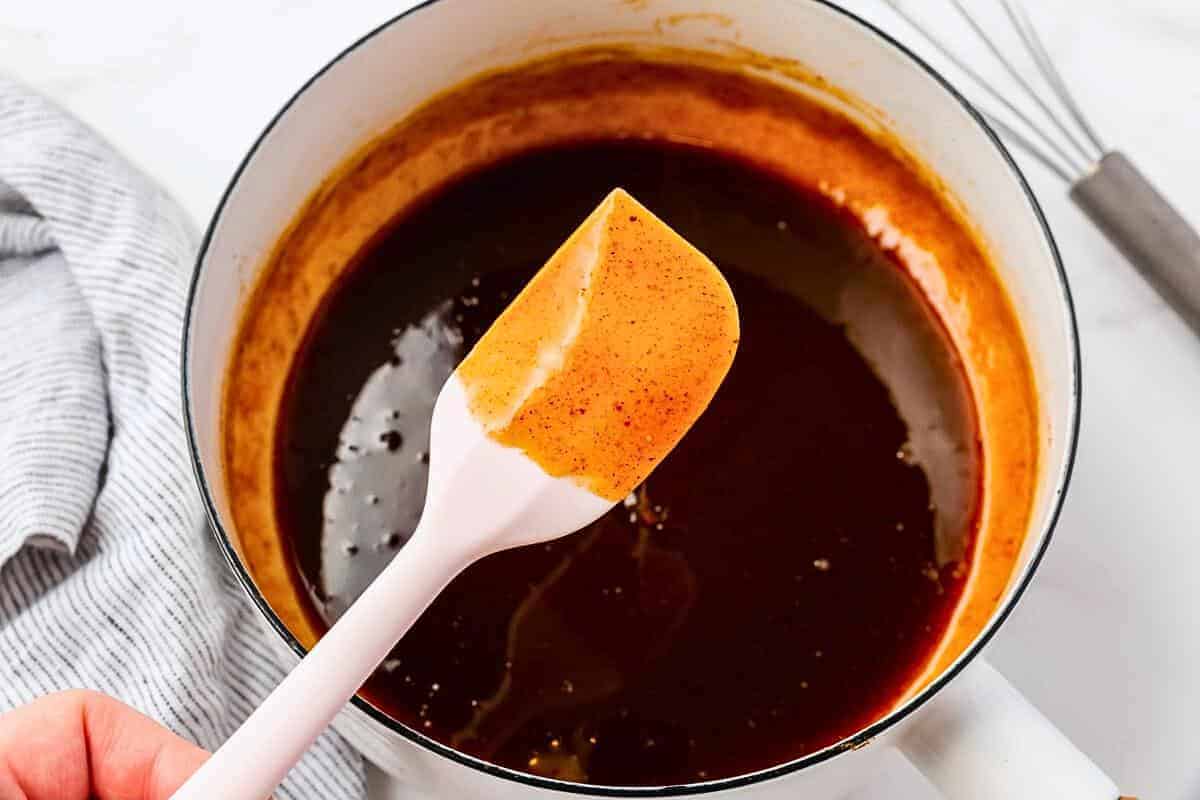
[{"x1": 456, "y1": 189, "x2": 739, "y2": 500}]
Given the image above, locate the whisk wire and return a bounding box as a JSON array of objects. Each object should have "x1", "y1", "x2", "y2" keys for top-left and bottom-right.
[
  {"x1": 879, "y1": 0, "x2": 1089, "y2": 179},
  {"x1": 946, "y1": 0, "x2": 1100, "y2": 168},
  {"x1": 880, "y1": 0, "x2": 1200, "y2": 339},
  {"x1": 978, "y1": 112, "x2": 1073, "y2": 183},
  {"x1": 999, "y1": 0, "x2": 1107, "y2": 157}
]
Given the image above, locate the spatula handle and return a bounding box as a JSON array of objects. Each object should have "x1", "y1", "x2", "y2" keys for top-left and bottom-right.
[
  {"x1": 170, "y1": 529, "x2": 464, "y2": 800},
  {"x1": 1071, "y1": 151, "x2": 1200, "y2": 334}
]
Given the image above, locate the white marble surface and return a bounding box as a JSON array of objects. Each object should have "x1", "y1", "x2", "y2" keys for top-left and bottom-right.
[{"x1": 3, "y1": 1, "x2": 1198, "y2": 798}]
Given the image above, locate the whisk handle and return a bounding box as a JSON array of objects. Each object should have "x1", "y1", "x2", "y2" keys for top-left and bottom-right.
[{"x1": 1071, "y1": 151, "x2": 1200, "y2": 332}]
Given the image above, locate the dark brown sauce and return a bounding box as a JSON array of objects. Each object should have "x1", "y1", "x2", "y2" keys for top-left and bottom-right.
[{"x1": 275, "y1": 139, "x2": 981, "y2": 785}]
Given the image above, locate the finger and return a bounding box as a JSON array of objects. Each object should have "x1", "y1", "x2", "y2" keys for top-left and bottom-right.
[
  {"x1": 83, "y1": 690, "x2": 211, "y2": 799},
  {"x1": 0, "y1": 691, "x2": 91, "y2": 800},
  {"x1": 0, "y1": 689, "x2": 210, "y2": 800}
]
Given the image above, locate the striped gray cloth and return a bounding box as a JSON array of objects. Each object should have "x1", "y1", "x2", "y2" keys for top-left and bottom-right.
[{"x1": 0, "y1": 77, "x2": 366, "y2": 798}]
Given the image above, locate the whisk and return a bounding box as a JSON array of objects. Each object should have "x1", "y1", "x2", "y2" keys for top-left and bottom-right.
[{"x1": 881, "y1": 0, "x2": 1200, "y2": 333}]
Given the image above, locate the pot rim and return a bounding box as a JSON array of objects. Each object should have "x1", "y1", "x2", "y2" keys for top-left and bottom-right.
[{"x1": 181, "y1": 0, "x2": 1080, "y2": 794}]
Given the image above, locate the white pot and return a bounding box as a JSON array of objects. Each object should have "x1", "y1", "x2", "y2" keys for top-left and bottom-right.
[{"x1": 183, "y1": 1, "x2": 1114, "y2": 797}]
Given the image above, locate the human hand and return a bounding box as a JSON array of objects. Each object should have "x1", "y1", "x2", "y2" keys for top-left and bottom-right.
[{"x1": 0, "y1": 689, "x2": 209, "y2": 800}]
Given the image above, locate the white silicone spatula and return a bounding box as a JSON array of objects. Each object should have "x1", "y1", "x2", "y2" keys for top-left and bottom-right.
[{"x1": 171, "y1": 188, "x2": 739, "y2": 800}]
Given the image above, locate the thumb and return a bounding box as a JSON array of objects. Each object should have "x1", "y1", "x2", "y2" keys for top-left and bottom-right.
[{"x1": 0, "y1": 689, "x2": 209, "y2": 800}]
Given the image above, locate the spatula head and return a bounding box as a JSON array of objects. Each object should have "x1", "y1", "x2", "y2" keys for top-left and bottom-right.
[{"x1": 455, "y1": 188, "x2": 740, "y2": 502}]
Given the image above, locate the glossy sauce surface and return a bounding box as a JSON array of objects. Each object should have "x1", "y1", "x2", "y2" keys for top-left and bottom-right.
[{"x1": 275, "y1": 140, "x2": 981, "y2": 785}]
